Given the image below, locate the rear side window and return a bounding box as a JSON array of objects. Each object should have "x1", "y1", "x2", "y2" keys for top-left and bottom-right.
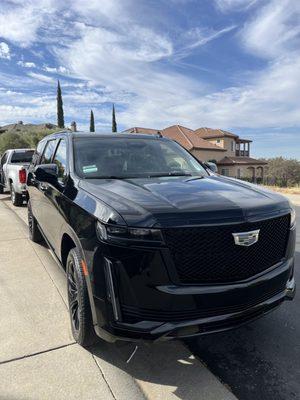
[
  {"x1": 41, "y1": 140, "x2": 57, "y2": 164},
  {"x1": 10, "y1": 150, "x2": 34, "y2": 164},
  {"x1": 32, "y1": 141, "x2": 46, "y2": 166},
  {"x1": 53, "y1": 139, "x2": 67, "y2": 182}
]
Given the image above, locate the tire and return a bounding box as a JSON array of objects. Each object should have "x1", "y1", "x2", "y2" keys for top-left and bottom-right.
[
  {"x1": 28, "y1": 200, "x2": 43, "y2": 243},
  {"x1": 10, "y1": 183, "x2": 23, "y2": 206},
  {"x1": 67, "y1": 248, "x2": 98, "y2": 347}
]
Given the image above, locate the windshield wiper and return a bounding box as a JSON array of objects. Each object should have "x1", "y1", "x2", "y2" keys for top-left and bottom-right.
[
  {"x1": 85, "y1": 172, "x2": 194, "y2": 179},
  {"x1": 148, "y1": 172, "x2": 192, "y2": 178},
  {"x1": 85, "y1": 176, "x2": 133, "y2": 180}
]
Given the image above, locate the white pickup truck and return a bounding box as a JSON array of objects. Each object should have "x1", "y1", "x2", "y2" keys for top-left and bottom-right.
[{"x1": 0, "y1": 148, "x2": 34, "y2": 206}]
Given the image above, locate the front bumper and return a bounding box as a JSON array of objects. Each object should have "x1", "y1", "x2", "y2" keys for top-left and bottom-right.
[
  {"x1": 93, "y1": 255, "x2": 295, "y2": 342},
  {"x1": 89, "y1": 221, "x2": 296, "y2": 343}
]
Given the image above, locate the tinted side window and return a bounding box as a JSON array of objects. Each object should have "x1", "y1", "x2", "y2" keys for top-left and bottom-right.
[
  {"x1": 53, "y1": 139, "x2": 67, "y2": 182},
  {"x1": 32, "y1": 141, "x2": 46, "y2": 166},
  {"x1": 41, "y1": 140, "x2": 57, "y2": 164}
]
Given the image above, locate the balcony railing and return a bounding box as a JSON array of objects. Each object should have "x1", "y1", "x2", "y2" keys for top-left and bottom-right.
[{"x1": 235, "y1": 150, "x2": 249, "y2": 157}]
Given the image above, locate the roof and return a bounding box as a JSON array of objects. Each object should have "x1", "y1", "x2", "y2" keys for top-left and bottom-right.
[
  {"x1": 195, "y1": 127, "x2": 239, "y2": 139},
  {"x1": 217, "y1": 156, "x2": 268, "y2": 166},
  {"x1": 237, "y1": 138, "x2": 252, "y2": 143},
  {"x1": 123, "y1": 127, "x2": 161, "y2": 135},
  {"x1": 45, "y1": 131, "x2": 165, "y2": 140},
  {"x1": 163, "y1": 125, "x2": 226, "y2": 151},
  {"x1": 124, "y1": 125, "x2": 226, "y2": 152}
]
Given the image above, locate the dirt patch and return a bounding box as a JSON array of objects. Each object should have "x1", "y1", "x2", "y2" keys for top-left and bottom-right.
[{"x1": 262, "y1": 186, "x2": 300, "y2": 195}]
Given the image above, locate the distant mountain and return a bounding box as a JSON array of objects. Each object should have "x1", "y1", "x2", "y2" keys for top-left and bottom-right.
[
  {"x1": 0, "y1": 122, "x2": 65, "y2": 135},
  {"x1": 0, "y1": 122, "x2": 70, "y2": 154}
]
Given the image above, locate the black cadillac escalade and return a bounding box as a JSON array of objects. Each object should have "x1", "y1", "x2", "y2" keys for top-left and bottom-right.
[{"x1": 27, "y1": 131, "x2": 296, "y2": 346}]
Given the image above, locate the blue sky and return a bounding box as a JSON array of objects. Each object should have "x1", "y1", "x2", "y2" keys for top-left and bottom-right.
[{"x1": 0, "y1": 0, "x2": 299, "y2": 158}]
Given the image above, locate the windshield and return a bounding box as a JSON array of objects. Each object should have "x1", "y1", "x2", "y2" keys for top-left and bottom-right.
[
  {"x1": 10, "y1": 150, "x2": 34, "y2": 164},
  {"x1": 74, "y1": 137, "x2": 208, "y2": 179}
]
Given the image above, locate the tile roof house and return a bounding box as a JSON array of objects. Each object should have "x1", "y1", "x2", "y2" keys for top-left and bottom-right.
[
  {"x1": 195, "y1": 127, "x2": 267, "y2": 181},
  {"x1": 124, "y1": 125, "x2": 226, "y2": 161},
  {"x1": 124, "y1": 125, "x2": 267, "y2": 182}
]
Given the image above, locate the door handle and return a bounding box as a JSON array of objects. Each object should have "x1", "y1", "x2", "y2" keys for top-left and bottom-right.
[{"x1": 40, "y1": 183, "x2": 48, "y2": 191}]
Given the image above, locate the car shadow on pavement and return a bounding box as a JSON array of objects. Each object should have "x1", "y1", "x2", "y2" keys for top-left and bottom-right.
[
  {"x1": 89, "y1": 337, "x2": 226, "y2": 399},
  {"x1": 1, "y1": 194, "x2": 27, "y2": 207}
]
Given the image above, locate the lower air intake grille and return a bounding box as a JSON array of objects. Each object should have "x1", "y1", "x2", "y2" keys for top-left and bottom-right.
[
  {"x1": 163, "y1": 214, "x2": 290, "y2": 284},
  {"x1": 121, "y1": 282, "x2": 286, "y2": 322}
]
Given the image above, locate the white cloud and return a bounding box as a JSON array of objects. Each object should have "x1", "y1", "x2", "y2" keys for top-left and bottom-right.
[
  {"x1": 67, "y1": 24, "x2": 173, "y2": 64},
  {"x1": 241, "y1": 0, "x2": 300, "y2": 59},
  {"x1": 0, "y1": 4, "x2": 42, "y2": 47},
  {"x1": 174, "y1": 25, "x2": 236, "y2": 60},
  {"x1": 27, "y1": 72, "x2": 55, "y2": 83},
  {"x1": 17, "y1": 60, "x2": 36, "y2": 68},
  {"x1": 0, "y1": 0, "x2": 66, "y2": 47},
  {"x1": 43, "y1": 65, "x2": 68, "y2": 74},
  {"x1": 56, "y1": 7, "x2": 300, "y2": 130},
  {"x1": 72, "y1": 0, "x2": 123, "y2": 23},
  {"x1": 214, "y1": 0, "x2": 259, "y2": 13},
  {"x1": 0, "y1": 42, "x2": 11, "y2": 59}
]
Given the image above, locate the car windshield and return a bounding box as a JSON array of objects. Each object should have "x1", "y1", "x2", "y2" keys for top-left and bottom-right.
[
  {"x1": 74, "y1": 137, "x2": 208, "y2": 179},
  {"x1": 10, "y1": 150, "x2": 34, "y2": 164}
]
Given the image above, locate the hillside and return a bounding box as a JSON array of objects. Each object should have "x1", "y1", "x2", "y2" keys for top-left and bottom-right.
[{"x1": 0, "y1": 122, "x2": 68, "y2": 154}]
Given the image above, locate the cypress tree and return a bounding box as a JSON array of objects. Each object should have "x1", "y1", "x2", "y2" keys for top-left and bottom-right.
[
  {"x1": 112, "y1": 103, "x2": 117, "y2": 133},
  {"x1": 90, "y1": 110, "x2": 95, "y2": 132},
  {"x1": 57, "y1": 80, "x2": 64, "y2": 128}
]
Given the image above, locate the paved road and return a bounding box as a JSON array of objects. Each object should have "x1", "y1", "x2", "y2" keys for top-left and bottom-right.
[
  {"x1": 187, "y1": 206, "x2": 300, "y2": 400},
  {"x1": 0, "y1": 194, "x2": 236, "y2": 400}
]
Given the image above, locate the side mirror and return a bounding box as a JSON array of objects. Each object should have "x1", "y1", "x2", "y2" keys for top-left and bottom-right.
[
  {"x1": 34, "y1": 163, "x2": 58, "y2": 183},
  {"x1": 204, "y1": 162, "x2": 218, "y2": 173}
]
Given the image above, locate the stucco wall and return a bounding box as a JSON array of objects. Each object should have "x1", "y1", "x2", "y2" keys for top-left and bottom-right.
[
  {"x1": 218, "y1": 165, "x2": 266, "y2": 178},
  {"x1": 191, "y1": 149, "x2": 225, "y2": 163},
  {"x1": 207, "y1": 139, "x2": 224, "y2": 148},
  {"x1": 206, "y1": 137, "x2": 236, "y2": 156},
  {"x1": 222, "y1": 137, "x2": 236, "y2": 157}
]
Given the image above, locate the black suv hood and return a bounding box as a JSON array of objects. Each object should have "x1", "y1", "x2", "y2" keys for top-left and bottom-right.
[{"x1": 79, "y1": 176, "x2": 290, "y2": 227}]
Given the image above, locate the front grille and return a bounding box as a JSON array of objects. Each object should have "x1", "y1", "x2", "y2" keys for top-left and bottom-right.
[
  {"x1": 122, "y1": 282, "x2": 286, "y2": 322},
  {"x1": 163, "y1": 214, "x2": 290, "y2": 284}
]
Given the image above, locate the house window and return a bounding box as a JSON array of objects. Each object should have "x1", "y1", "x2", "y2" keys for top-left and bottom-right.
[
  {"x1": 216, "y1": 139, "x2": 221, "y2": 144},
  {"x1": 237, "y1": 168, "x2": 241, "y2": 178},
  {"x1": 231, "y1": 141, "x2": 234, "y2": 152},
  {"x1": 221, "y1": 168, "x2": 229, "y2": 176}
]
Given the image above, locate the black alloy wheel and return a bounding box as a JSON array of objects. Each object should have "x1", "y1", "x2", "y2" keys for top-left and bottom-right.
[
  {"x1": 68, "y1": 259, "x2": 80, "y2": 332},
  {"x1": 27, "y1": 200, "x2": 43, "y2": 243},
  {"x1": 66, "y1": 248, "x2": 98, "y2": 347}
]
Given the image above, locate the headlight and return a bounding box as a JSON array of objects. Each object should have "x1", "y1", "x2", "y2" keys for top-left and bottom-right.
[
  {"x1": 96, "y1": 221, "x2": 164, "y2": 243},
  {"x1": 290, "y1": 207, "x2": 296, "y2": 228}
]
